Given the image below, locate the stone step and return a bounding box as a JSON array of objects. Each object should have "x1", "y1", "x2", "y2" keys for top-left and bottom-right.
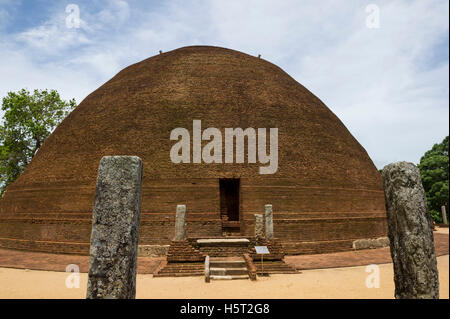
[
  {"x1": 160, "y1": 268, "x2": 205, "y2": 273},
  {"x1": 200, "y1": 247, "x2": 249, "y2": 252},
  {"x1": 154, "y1": 272, "x2": 204, "y2": 277},
  {"x1": 199, "y1": 247, "x2": 249, "y2": 257},
  {"x1": 190, "y1": 236, "x2": 253, "y2": 240},
  {"x1": 154, "y1": 261, "x2": 205, "y2": 277},
  {"x1": 210, "y1": 274, "x2": 249, "y2": 280},
  {"x1": 210, "y1": 267, "x2": 248, "y2": 276},
  {"x1": 163, "y1": 263, "x2": 205, "y2": 267},
  {"x1": 209, "y1": 260, "x2": 246, "y2": 268},
  {"x1": 197, "y1": 238, "x2": 250, "y2": 248},
  {"x1": 155, "y1": 271, "x2": 204, "y2": 276}
]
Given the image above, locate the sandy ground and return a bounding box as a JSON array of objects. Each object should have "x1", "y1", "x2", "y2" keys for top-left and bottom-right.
[{"x1": 0, "y1": 255, "x2": 447, "y2": 299}]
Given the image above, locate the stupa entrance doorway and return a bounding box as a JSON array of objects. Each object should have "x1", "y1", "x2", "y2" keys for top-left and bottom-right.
[{"x1": 219, "y1": 178, "x2": 240, "y2": 236}]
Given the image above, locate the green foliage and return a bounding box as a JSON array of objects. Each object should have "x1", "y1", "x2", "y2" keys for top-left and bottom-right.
[
  {"x1": 0, "y1": 89, "x2": 76, "y2": 194},
  {"x1": 418, "y1": 136, "x2": 449, "y2": 223}
]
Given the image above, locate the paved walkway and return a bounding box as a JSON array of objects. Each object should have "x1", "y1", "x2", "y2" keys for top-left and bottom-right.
[
  {"x1": 0, "y1": 249, "x2": 164, "y2": 274},
  {"x1": 286, "y1": 231, "x2": 449, "y2": 270},
  {"x1": 0, "y1": 231, "x2": 447, "y2": 274}
]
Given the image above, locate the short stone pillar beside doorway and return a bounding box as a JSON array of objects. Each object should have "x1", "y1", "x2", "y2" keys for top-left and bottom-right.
[
  {"x1": 265, "y1": 204, "x2": 274, "y2": 240},
  {"x1": 174, "y1": 204, "x2": 187, "y2": 241},
  {"x1": 254, "y1": 214, "x2": 264, "y2": 244}
]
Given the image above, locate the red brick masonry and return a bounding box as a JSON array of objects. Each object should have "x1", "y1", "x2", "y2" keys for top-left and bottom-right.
[
  {"x1": 0, "y1": 233, "x2": 446, "y2": 274},
  {"x1": 0, "y1": 46, "x2": 387, "y2": 256}
]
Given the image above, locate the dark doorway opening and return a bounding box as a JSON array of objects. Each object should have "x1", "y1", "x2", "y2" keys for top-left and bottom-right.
[{"x1": 219, "y1": 179, "x2": 240, "y2": 235}]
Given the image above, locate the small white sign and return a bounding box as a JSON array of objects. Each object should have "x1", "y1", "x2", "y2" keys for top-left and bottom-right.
[{"x1": 255, "y1": 246, "x2": 270, "y2": 254}]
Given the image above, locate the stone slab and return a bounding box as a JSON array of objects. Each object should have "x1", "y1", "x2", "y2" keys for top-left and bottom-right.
[{"x1": 197, "y1": 238, "x2": 250, "y2": 245}]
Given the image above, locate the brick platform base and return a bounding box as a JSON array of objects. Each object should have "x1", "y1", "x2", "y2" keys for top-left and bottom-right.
[
  {"x1": 154, "y1": 236, "x2": 294, "y2": 277},
  {"x1": 166, "y1": 240, "x2": 205, "y2": 262}
]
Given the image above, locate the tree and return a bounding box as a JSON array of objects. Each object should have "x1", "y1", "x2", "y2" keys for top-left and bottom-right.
[
  {"x1": 418, "y1": 136, "x2": 449, "y2": 223},
  {"x1": 0, "y1": 89, "x2": 76, "y2": 194}
]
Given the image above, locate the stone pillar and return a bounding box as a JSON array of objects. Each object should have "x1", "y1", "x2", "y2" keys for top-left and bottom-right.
[
  {"x1": 254, "y1": 214, "x2": 264, "y2": 242},
  {"x1": 265, "y1": 204, "x2": 274, "y2": 240},
  {"x1": 442, "y1": 205, "x2": 448, "y2": 225},
  {"x1": 204, "y1": 255, "x2": 210, "y2": 283},
  {"x1": 382, "y1": 161, "x2": 439, "y2": 299},
  {"x1": 174, "y1": 204, "x2": 187, "y2": 241},
  {"x1": 86, "y1": 156, "x2": 143, "y2": 299}
]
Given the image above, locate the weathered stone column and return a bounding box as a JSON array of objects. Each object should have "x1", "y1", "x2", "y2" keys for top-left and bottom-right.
[
  {"x1": 442, "y1": 205, "x2": 448, "y2": 225},
  {"x1": 254, "y1": 214, "x2": 264, "y2": 242},
  {"x1": 174, "y1": 204, "x2": 187, "y2": 241},
  {"x1": 204, "y1": 255, "x2": 210, "y2": 283},
  {"x1": 382, "y1": 161, "x2": 439, "y2": 299},
  {"x1": 265, "y1": 204, "x2": 274, "y2": 240},
  {"x1": 86, "y1": 156, "x2": 143, "y2": 299}
]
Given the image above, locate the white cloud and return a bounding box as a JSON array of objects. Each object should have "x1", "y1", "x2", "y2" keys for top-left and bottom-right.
[
  {"x1": 97, "y1": 0, "x2": 130, "y2": 26},
  {"x1": 0, "y1": 42, "x2": 99, "y2": 106},
  {"x1": 17, "y1": 22, "x2": 91, "y2": 52}
]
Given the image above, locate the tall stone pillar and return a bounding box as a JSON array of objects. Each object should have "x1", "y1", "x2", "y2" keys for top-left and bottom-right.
[
  {"x1": 442, "y1": 205, "x2": 448, "y2": 225},
  {"x1": 265, "y1": 204, "x2": 274, "y2": 240},
  {"x1": 174, "y1": 204, "x2": 187, "y2": 241},
  {"x1": 382, "y1": 161, "x2": 439, "y2": 299},
  {"x1": 86, "y1": 156, "x2": 143, "y2": 299},
  {"x1": 254, "y1": 214, "x2": 264, "y2": 242}
]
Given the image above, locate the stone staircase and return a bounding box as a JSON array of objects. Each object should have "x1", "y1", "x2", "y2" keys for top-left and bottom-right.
[
  {"x1": 154, "y1": 240, "x2": 205, "y2": 277},
  {"x1": 166, "y1": 240, "x2": 205, "y2": 262},
  {"x1": 209, "y1": 257, "x2": 249, "y2": 280},
  {"x1": 153, "y1": 262, "x2": 204, "y2": 277},
  {"x1": 154, "y1": 236, "x2": 297, "y2": 278}
]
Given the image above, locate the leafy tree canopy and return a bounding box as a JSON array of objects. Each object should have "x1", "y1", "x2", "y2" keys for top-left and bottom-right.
[
  {"x1": 0, "y1": 89, "x2": 76, "y2": 194},
  {"x1": 418, "y1": 136, "x2": 449, "y2": 223}
]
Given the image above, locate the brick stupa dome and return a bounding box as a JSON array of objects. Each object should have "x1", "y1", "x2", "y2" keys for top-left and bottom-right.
[{"x1": 0, "y1": 46, "x2": 387, "y2": 255}]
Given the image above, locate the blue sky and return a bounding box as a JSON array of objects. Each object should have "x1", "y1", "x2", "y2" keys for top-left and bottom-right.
[{"x1": 0, "y1": 0, "x2": 448, "y2": 168}]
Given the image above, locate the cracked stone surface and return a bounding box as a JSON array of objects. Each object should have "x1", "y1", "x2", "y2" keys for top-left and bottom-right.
[
  {"x1": 254, "y1": 214, "x2": 264, "y2": 243},
  {"x1": 86, "y1": 156, "x2": 143, "y2": 299},
  {"x1": 382, "y1": 161, "x2": 439, "y2": 299},
  {"x1": 174, "y1": 204, "x2": 186, "y2": 241},
  {"x1": 265, "y1": 205, "x2": 274, "y2": 240}
]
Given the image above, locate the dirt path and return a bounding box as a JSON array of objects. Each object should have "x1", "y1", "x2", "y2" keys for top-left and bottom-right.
[
  {"x1": 0, "y1": 255, "x2": 447, "y2": 299},
  {"x1": 0, "y1": 228, "x2": 447, "y2": 299}
]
